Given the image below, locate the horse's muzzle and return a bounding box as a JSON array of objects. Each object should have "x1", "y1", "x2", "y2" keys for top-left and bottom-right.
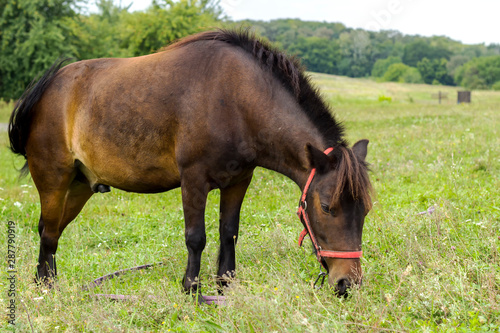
[{"x1": 334, "y1": 277, "x2": 357, "y2": 296}]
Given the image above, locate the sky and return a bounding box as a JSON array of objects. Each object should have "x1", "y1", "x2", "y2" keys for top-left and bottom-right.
[{"x1": 123, "y1": 0, "x2": 500, "y2": 45}]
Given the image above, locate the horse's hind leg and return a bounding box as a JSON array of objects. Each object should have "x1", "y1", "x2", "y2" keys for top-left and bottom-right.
[
  {"x1": 217, "y1": 175, "x2": 253, "y2": 292},
  {"x1": 33, "y1": 166, "x2": 93, "y2": 284}
]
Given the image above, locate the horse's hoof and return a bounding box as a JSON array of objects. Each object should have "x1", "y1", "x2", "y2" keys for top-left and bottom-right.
[
  {"x1": 34, "y1": 275, "x2": 55, "y2": 289},
  {"x1": 187, "y1": 292, "x2": 207, "y2": 305}
]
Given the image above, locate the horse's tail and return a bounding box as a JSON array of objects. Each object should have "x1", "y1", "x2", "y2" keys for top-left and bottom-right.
[{"x1": 8, "y1": 58, "x2": 71, "y2": 170}]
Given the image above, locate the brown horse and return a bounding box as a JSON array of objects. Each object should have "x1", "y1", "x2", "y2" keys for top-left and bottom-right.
[{"x1": 9, "y1": 29, "x2": 372, "y2": 297}]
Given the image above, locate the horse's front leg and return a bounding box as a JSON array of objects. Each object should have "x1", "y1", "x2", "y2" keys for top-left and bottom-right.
[
  {"x1": 180, "y1": 174, "x2": 209, "y2": 298},
  {"x1": 217, "y1": 174, "x2": 253, "y2": 292}
]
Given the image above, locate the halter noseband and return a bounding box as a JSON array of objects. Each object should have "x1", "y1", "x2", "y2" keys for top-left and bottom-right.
[{"x1": 297, "y1": 147, "x2": 363, "y2": 268}]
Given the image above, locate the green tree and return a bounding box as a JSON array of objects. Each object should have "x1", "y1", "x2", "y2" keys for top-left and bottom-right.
[
  {"x1": 403, "y1": 40, "x2": 452, "y2": 67},
  {"x1": 0, "y1": 0, "x2": 80, "y2": 100},
  {"x1": 382, "y1": 63, "x2": 411, "y2": 82},
  {"x1": 492, "y1": 81, "x2": 500, "y2": 91},
  {"x1": 288, "y1": 37, "x2": 341, "y2": 74},
  {"x1": 446, "y1": 54, "x2": 472, "y2": 77},
  {"x1": 381, "y1": 63, "x2": 422, "y2": 83},
  {"x1": 401, "y1": 67, "x2": 423, "y2": 84},
  {"x1": 69, "y1": 0, "x2": 131, "y2": 60},
  {"x1": 371, "y1": 56, "x2": 402, "y2": 78},
  {"x1": 455, "y1": 55, "x2": 500, "y2": 89},
  {"x1": 417, "y1": 58, "x2": 454, "y2": 85},
  {"x1": 416, "y1": 58, "x2": 434, "y2": 84},
  {"x1": 433, "y1": 58, "x2": 454, "y2": 85},
  {"x1": 337, "y1": 30, "x2": 373, "y2": 77},
  {"x1": 122, "y1": 0, "x2": 222, "y2": 56}
]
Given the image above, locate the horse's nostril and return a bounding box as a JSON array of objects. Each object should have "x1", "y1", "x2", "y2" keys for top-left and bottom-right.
[{"x1": 335, "y1": 278, "x2": 351, "y2": 296}]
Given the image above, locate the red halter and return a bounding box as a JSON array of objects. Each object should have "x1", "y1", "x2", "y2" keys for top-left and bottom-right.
[{"x1": 297, "y1": 147, "x2": 363, "y2": 267}]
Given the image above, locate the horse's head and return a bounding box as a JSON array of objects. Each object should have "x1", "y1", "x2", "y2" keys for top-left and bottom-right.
[{"x1": 302, "y1": 140, "x2": 372, "y2": 296}]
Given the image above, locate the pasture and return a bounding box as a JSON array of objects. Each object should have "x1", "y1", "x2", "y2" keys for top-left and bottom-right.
[{"x1": 1, "y1": 75, "x2": 499, "y2": 332}]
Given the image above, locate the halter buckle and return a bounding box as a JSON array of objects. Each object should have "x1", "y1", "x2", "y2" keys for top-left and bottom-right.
[{"x1": 313, "y1": 266, "x2": 327, "y2": 289}]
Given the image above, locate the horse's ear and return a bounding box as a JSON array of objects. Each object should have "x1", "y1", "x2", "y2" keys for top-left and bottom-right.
[
  {"x1": 306, "y1": 144, "x2": 331, "y2": 174},
  {"x1": 352, "y1": 139, "x2": 369, "y2": 162}
]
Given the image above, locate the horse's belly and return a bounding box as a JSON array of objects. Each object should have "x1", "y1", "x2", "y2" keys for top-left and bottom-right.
[
  {"x1": 71, "y1": 103, "x2": 181, "y2": 193},
  {"x1": 75, "y1": 144, "x2": 181, "y2": 193}
]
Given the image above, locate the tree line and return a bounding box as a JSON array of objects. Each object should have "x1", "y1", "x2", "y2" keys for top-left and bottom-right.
[
  {"x1": 247, "y1": 19, "x2": 500, "y2": 89},
  {"x1": 1, "y1": 0, "x2": 500, "y2": 100}
]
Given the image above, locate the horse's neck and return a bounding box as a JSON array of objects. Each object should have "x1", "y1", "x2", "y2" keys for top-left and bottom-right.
[{"x1": 253, "y1": 103, "x2": 325, "y2": 189}]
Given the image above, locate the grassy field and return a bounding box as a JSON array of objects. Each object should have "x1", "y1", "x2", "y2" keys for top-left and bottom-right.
[{"x1": 0, "y1": 75, "x2": 499, "y2": 332}]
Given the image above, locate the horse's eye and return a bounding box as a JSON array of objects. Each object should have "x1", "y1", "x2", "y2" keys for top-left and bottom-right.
[{"x1": 321, "y1": 203, "x2": 336, "y2": 216}]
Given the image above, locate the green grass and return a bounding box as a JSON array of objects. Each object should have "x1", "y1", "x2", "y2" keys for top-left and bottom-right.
[{"x1": 1, "y1": 75, "x2": 499, "y2": 332}]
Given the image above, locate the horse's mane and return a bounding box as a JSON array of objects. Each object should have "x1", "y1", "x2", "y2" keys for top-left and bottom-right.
[
  {"x1": 168, "y1": 29, "x2": 372, "y2": 207},
  {"x1": 167, "y1": 28, "x2": 346, "y2": 147}
]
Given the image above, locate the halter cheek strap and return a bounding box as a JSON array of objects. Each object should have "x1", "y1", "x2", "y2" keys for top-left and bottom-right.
[{"x1": 297, "y1": 147, "x2": 363, "y2": 267}]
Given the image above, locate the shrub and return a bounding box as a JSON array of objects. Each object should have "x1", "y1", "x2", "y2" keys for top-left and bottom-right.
[
  {"x1": 372, "y1": 56, "x2": 402, "y2": 78},
  {"x1": 382, "y1": 63, "x2": 422, "y2": 83},
  {"x1": 492, "y1": 81, "x2": 500, "y2": 91},
  {"x1": 378, "y1": 95, "x2": 392, "y2": 102},
  {"x1": 383, "y1": 63, "x2": 411, "y2": 82},
  {"x1": 401, "y1": 67, "x2": 423, "y2": 84}
]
